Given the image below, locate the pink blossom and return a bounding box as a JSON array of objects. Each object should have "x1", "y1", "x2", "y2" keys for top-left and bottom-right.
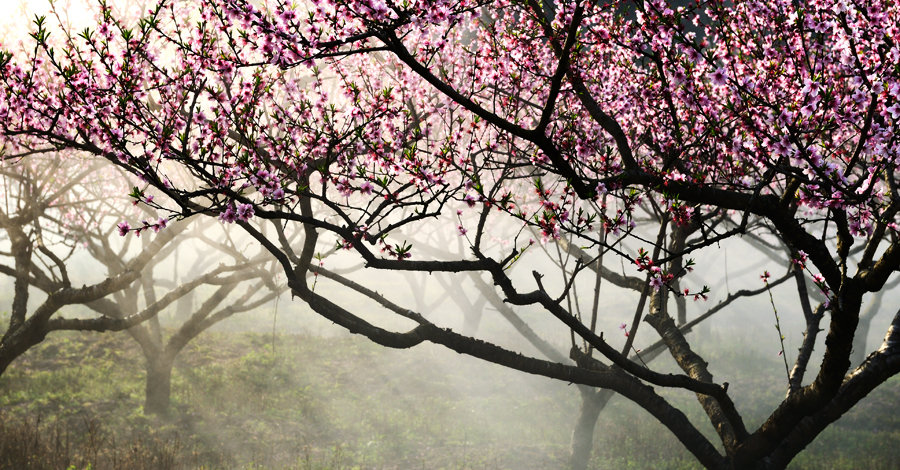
[
  {"x1": 887, "y1": 103, "x2": 900, "y2": 120},
  {"x1": 800, "y1": 103, "x2": 817, "y2": 118},
  {"x1": 709, "y1": 67, "x2": 728, "y2": 86},
  {"x1": 793, "y1": 250, "x2": 809, "y2": 269},
  {"x1": 335, "y1": 177, "x2": 352, "y2": 197},
  {"x1": 219, "y1": 206, "x2": 237, "y2": 224},
  {"x1": 236, "y1": 203, "x2": 254, "y2": 221}
]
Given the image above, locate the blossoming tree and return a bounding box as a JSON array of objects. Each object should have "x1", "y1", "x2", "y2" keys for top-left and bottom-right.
[{"x1": 2, "y1": 0, "x2": 900, "y2": 468}]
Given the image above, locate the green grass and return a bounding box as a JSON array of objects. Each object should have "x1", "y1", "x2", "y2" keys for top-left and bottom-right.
[{"x1": 0, "y1": 330, "x2": 897, "y2": 469}]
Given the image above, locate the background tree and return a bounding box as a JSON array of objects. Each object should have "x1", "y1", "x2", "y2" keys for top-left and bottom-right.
[
  {"x1": 0, "y1": 154, "x2": 184, "y2": 375},
  {"x1": 0, "y1": 153, "x2": 283, "y2": 420},
  {"x1": 3, "y1": 0, "x2": 900, "y2": 468},
  {"x1": 72, "y1": 216, "x2": 285, "y2": 416}
]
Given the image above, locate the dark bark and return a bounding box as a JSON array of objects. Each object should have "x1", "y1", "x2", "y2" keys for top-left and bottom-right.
[
  {"x1": 282, "y1": 254, "x2": 729, "y2": 468},
  {"x1": 645, "y1": 294, "x2": 748, "y2": 454},
  {"x1": 734, "y1": 286, "x2": 865, "y2": 466},
  {"x1": 768, "y1": 308, "x2": 900, "y2": 467},
  {"x1": 7, "y1": 3, "x2": 898, "y2": 466},
  {"x1": 6, "y1": 230, "x2": 32, "y2": 343},
  {"x1": 0, "y1": 320, "x2": 47, "y2": 376},
  {"x1": 788, "y1": 305, "x2": 826, "y2": 393}
]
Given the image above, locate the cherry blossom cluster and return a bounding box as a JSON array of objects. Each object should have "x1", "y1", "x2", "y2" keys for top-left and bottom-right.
[{"x1": 1, "y1": 0, "x2": 897, "y2": 298}]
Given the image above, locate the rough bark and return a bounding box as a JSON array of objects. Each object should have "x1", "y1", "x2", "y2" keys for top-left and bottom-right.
[
  {"x1": 734, "y1": 286, "x2": 865, "y2": 467},
  {"x1": 645, "y1": 293, "x2": 747, "y2": 455},
  {"x1": 0, "y1": 322, "x2": 47, "y2": 376}
]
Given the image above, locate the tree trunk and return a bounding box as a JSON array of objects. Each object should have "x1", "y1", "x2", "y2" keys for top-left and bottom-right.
[
  {"x1": 675, "y1": 290, "x2": 687, "y2": 326},
  {"x1": 569, "y1": 387, "x2": 613, "y2": 470},
  {"x1": 849, "y1": 314, "x2": 872, "y2": 368},
  {"x1": 850, "y1": 293, "x2": 882, "y2": 367},
  {"x1": 0, "y1": 349, "x2": 15, "y2": 377},
  {"x1": 144, "y1": 357, "x2": 174, "y2": 416},
  {"x1": 0, "y1": 321, "x2": 49, "y2": 378},
  {"x1": 461, "y1": 308, "x2": 483, "y2": 336}
]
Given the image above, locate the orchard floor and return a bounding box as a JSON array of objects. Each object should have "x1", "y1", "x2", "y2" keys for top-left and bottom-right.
[{"x1": 1, "y1": 331, "x2": 897, "y2": 469}]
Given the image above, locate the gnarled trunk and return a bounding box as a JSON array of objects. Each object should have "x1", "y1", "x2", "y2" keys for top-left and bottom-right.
[{"x1": 569, "y1": 387, "x2": 613, "y2": 470}]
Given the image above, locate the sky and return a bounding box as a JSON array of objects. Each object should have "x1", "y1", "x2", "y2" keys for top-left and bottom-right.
[{"x1": 0, "y1": 0, "x2": 109, "y2": 43}]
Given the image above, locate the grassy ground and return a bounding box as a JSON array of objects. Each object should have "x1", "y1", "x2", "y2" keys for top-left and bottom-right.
[{"x1": 0, "y1": 330, "x2": 897, "y2": 469}]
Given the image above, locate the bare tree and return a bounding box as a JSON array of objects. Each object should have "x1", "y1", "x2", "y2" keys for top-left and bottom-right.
[
  {"x1": 75, "y1": 219, "x2": 285, "y2": 415},
  {"x1": 0, "y1": 155, "x2": 283, "y2": 413},
  {"x1": 0, "y1": 155, "x2": 184, "y2": 374}
]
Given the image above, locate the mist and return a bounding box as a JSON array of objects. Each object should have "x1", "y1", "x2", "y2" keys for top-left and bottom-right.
[{"x1": 2, "y1": 213, "x2": 898, "y2": 469}]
